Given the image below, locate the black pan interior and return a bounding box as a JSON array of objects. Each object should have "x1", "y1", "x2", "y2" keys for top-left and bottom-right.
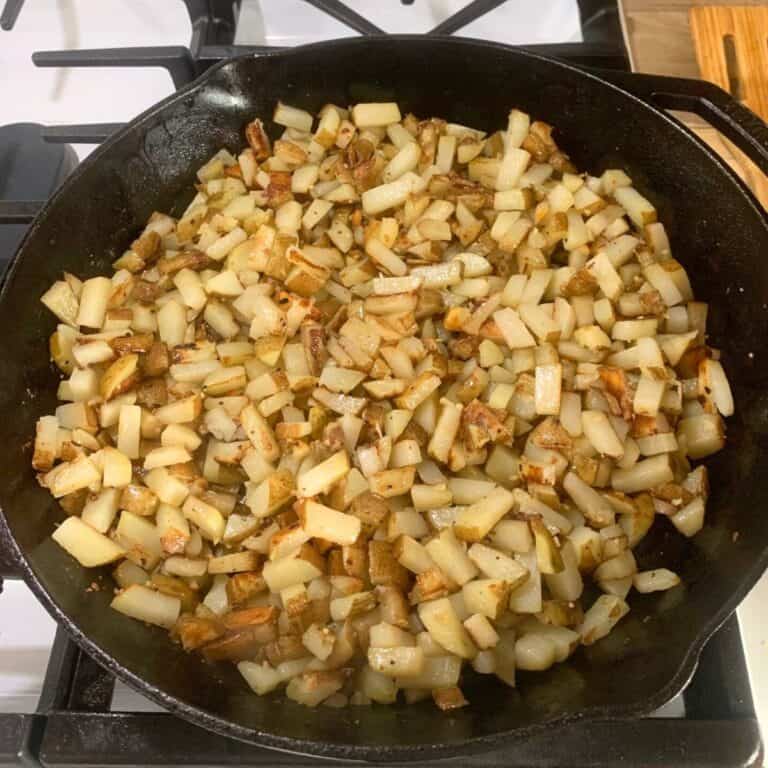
[{"x1": 2, "y1": 37, "x2": 768, "y2": 761}]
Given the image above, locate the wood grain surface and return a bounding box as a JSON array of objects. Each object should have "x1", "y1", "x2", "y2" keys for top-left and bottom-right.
[
  {"x1": 690, "y1": 6, "x2": 768, "y2": 122},
  {"x1": 619, "y1": 0, "x2": 768, "y2": 209}
]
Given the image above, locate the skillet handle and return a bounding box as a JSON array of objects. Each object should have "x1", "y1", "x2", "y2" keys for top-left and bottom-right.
[{"x1": 594, "y1": 70, "x2": 768, "y2": 179}]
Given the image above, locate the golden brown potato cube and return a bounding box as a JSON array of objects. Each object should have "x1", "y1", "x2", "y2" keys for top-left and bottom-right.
[
  {"x1": 327, "y1": 548, "x2": 346, "y2": 576},
  {"x1": 201, "y1": 629, "x2": 265, "y2": 663},
  {"x1": 338, "y1": 538, "x2": 367, "y2": 579},
  {"x1": 174, "y1": 614, "x2": 224, "y2": 651},
  {"x1": 150, "y1": 574, "x2": 199, "y2": 613},
  {"x1": 119, "y1": 484, "x2": 159, "y2": 517},
  {"x1": 286, "y1": 670, "x2": 345, "y2": 708},
  {"x1": 226, "y1": 571, "x2": 267, "y2": 606},
  {"x1": 110, "y1": 333, "x2": 155, "y2": 356},
  {"x1": 349, "y1": 492, "x2": 389, "y2": 534},
  {"x1": 265, "y1": 634, "x2": 307, "y2": 666},
  {"x1": 100, "y1": 354, "x2": 141, "y2": 401},
  {"x1": 376, "y1": 585, "x2": 410, "y2": 628},
  {"x1": 369, "y1": 540, "x2": 410, "y2": 590},
  {"x1": 223, "y1": 605, "x2": 278, "y2": 633},
  {"x1": 143, "y1": 341, "x2": 170, "y2": 377},
  {"x1": 58, "y1": 489, "x2": 88, "y2": 516},
  {"x1": 136, "y1": 378, "x2": 168, "y2": 408},
  {"x1": 245, "y1": 118, "x2": 271, "y2": 160},
  {"x1": 132, "y1": 230, "x2": 162, "y2": 264},
  {"x1": 410, "y1": 567, "x2": 453, "y2": 604}
]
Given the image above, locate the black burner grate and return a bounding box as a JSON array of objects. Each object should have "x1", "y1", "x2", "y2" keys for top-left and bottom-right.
[
  {"x1": 0, "y1": 618, "x2": 759, "y2": 768},
  {"x1": 1, "y1": 0, "x2": 629, "y2": 159},
  {"x1": 0, "y1": 2, "x2": 761, "y2": 767}
]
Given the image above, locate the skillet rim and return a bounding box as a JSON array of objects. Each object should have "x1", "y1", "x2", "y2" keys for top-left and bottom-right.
[{"x1": 3, "y1": 34, "x2": 768, "y2": 762}]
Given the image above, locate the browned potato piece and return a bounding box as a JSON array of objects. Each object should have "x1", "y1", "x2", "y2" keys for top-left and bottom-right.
[
  {"x1": 100, "y1": 354, "x2": 141, "y2": 401},
  {"x1": 120, "y1": 484, "x2": 159, "y2": 517},
  {"x1": 369, "y1": 540, "x2": 410, "y2": 590},
  {"x1": 226, "y1": 571, "x2": 267, "y2": 606},
  {"x1": 174, "y1": 614, "x2": 224, "y2": 651}
]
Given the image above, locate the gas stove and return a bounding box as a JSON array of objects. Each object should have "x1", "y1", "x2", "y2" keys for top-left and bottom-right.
[{"x1": 0, "y1": 2, "x2": 763, "y2": 766}]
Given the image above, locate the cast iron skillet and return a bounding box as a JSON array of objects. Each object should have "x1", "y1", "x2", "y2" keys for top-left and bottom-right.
[{"x1": 1, "y1": 36, "x2": 768, "y2": 763}]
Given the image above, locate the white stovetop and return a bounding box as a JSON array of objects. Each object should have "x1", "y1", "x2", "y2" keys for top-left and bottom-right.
[{"x1": 1, "y1": 0, "x2": 766, "y2": 739}]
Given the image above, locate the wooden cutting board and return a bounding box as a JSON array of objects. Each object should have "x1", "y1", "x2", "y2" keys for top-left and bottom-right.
[
  {"x1": 689, "y1": 6, "x2": 768, "y2": 206},
  {"x1": 690, "y1": 6, "x2": 768, "y2": 123},
  {"x1": 618, "y1": 1, "x2": 768, "y2": 209}
]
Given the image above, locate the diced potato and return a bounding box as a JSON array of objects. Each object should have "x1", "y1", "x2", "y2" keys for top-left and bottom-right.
[
  {"x1": 515, "y1": 633, "x2": 556, "y2": 671},
  {"x1": 395, "y1": 654, "x2": 462, "y2": 690},
  {"x1": 494, "y1": 308, "x2": 535, "y2": 349},
  {"x1": 156, "y1": 504, "x2": 191, "y2": 554},
  {"x1": 297, "y1": 450, "x2": 349, "y2": 498},
  {"x1": 368, "y1": 466, "x2": 416, "y2": 498},
  {"x1": 44, "y1": 455, "x2": 101, "y2": 498},
  {"x1": 578, "y1": 594, "x2": 629, "y2": 645},
  {"x1": 531, "y1": 518, "x2": 564, "y2": 574},
  {"x1": 611, "y1": 455, "x2": 673, "y2": 493},
  {"x1": 670, "y1": 496, "x2": 705, "y2": 538},
  {"x1": 154, "y1": 395, "x2": 201, "y2": 425},
  {"x1": 101, "y1": 447, "x2": 132, "y2": 488},
  {"x1": 298, "y1": 500, "x2": 361, "y2": 546},
  {"x1": 454, "y1": 487, "x2": 514, "y2": 542},
  {"x1": 462, "y1": 579, "x2": 510, "y2": 620},
  {"x1": 468, "y1": 543, "x2": 528, "y2": 587},
  {"x1": 161, "y1": 423, "x2": 202, "y2": 452},
  {"x1": 633, "y1": 568, "x2": 680, "y2": 593},
  {"x1": 76, "y1": 277, "x2": 112, "y2": 329},
  {"x1": 581, "y1": 410, "x2": 623, "y2": 458},
  {"x1": 33, "y1": 415, "x2": 59, "y2": 471},
  {"x1": 543, "y1": 540, "x2": 583, "y2": 601},
  {"x1": 208, "y1": 551, "x2": 260, "y2": 575},
  {"x1": 360, "y1": 665, "x2": 398, "y2": 703},
  {"x1": 698, "y1": 358, "x2": 734, "y2": 417},
  {"x1": 299, "y1": 623, "x2": 334, "y2": 661},
  {"x1": 115, "y1": 511, "x2": 162, "y2": 569},
  {"x1": 464, "y1": 613, "x2": 499, "y2": 650},
  {"x1": 111, "y1": 584, "x2": 180, "y2": 629},
  {"x1": 427, "y1": 399, "x2": 463, "y2": 464},
  {"x1": 614, "y1": 186, "x2": 656, "y2": 228},
  {"x1": 489, "y1": 520, "x2": 533, "y2": 553},
  {"x1": 426, "y1": 529, "x2": 478, "y2": 586},
  {"x1": 241, "y1": 404, "x2": 280, "y2": 461},
  {"x1": 145, "y1": 467, "x2": 189, "y2": 507},
  {"x1": 535, "y1": 364, "x2": 562, "y2": 415},
  {"x1": 263, "y1": 545, "x2": 324, "y2": 591},
  {"x1": 507, "y1": 551, "x2": 542, "y2": 614},
  {"x1": 42, "y1": 281, "x2": 79, "y2": 326},
  {"x1": 143, "y1": 445, "x2": 192, "y2": 471},
  {"x1": 182, "y1": 495, "x2": 225, "y2": 543},
  {"x1": 362, "y1": 173, "x2": 422, "y2": 216},
  {"x1": 368, "y1": 646, "x2": 424, "y2": 677},
  {"x1": 418, "y1": 598, "x2": 477, "y2": 659},
  {"x1": 81, "y1": 488, "x2": 121, "y2": 533},
  {"x1": 52, "y1": 516, "x2": 126, "y2": 567},
  {"x1": 330, "y1": 591, "x2": 376, "y2": 621},
  {"x1": 563, "y1": 471, "x2": 615, "y2": 528}
]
